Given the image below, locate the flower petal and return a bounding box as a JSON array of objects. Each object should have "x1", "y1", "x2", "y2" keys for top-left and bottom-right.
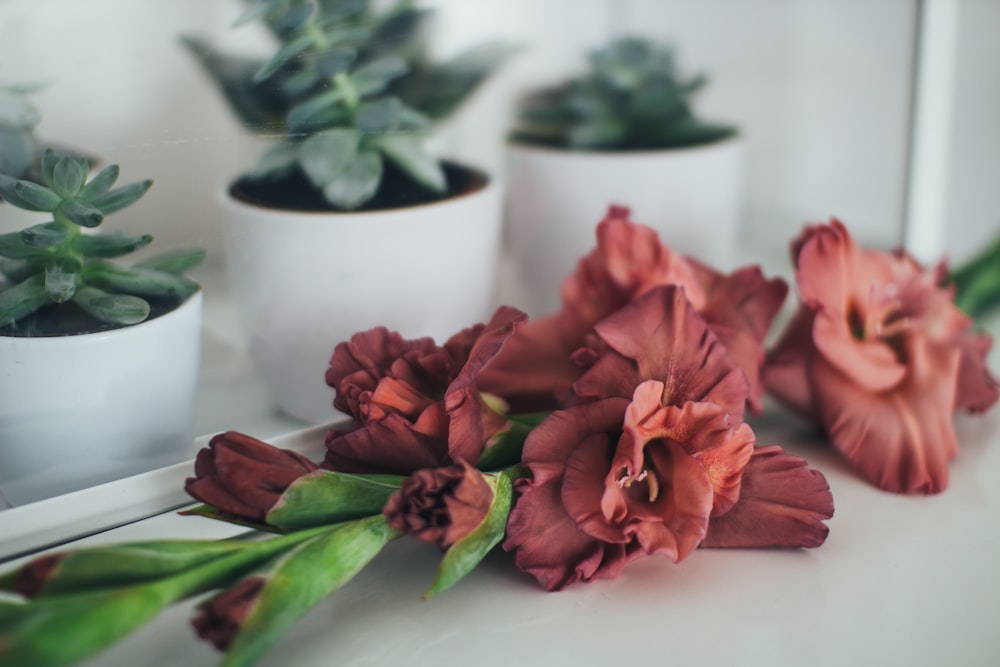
[
  {"x1": 954, "y1": 330, "x2": 1000, "y2": 413},
  {"x1": 323, "y1": 413, "x2": 452, "y2": 475},
  {"x1": 700, "y1": 446, "x2": 833, "y2": 548},
  {"x1": 763, "y1": 308, "x2": 821, "y2": 419}
]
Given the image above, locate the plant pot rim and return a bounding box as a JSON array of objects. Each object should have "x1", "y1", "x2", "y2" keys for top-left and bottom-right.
[
  {"x1": 506, "y1": 134, "x2": 742, "y2": 159},
  {"x1": 0, "y1": 289, "x2": 202, "y2": 344},
  {"x1": 224, "y1": 159, "x2": 495, "y2": 219}
]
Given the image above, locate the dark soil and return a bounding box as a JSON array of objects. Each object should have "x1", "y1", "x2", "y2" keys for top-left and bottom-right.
[
  {"x1": 230, "y1": 161, "x2": 488, "y2": 213},
  {"x1": 0, "y1": 295, "x2": 185, "y2": 338}
]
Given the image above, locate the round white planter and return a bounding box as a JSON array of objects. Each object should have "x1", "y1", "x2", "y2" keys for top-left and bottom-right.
[
  {"x1": 221, "y1": 166, "x2": 502, "y2": 424},
  {"x1": 504, "y1": 138, "x2": 744, "y2": 316},
  {"x1": 0, "y1": 291, "x2": 203, "y2": 506}
]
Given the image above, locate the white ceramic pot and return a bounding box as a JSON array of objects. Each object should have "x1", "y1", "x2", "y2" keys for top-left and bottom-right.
[
  {"x1": 221, "y1": 165, "x2": 502, "y2": 424},
  {"x1": 0, "y1": 292, "x2": 203, "y2": 506},
  {"x1": 504, "y1": 138, "x2": 744, "y2": 316}
]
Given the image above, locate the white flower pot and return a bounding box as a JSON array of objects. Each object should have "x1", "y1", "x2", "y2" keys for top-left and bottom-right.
[
  {"x1": 221, "y1": 164, "x2": 502, "y2": 424},
  {"x1": 504, "y1": 138, "x2": 744, "y2": 316},
  {"x1": 0, "y1": 292, "x2": 203, "y2": 506}
]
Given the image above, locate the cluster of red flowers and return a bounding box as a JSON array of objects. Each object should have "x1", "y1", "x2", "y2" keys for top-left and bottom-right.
[{"x1": 187, "y1": 206, "x2": 997, "y2": 597}]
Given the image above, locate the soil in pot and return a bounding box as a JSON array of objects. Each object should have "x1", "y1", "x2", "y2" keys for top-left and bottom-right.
[
  {"x1": 230, "y1": 161, "x2": 488, "y2": 213},
  {"x1": 0, "y1": 294, "x2": 187, "y2": 338}
]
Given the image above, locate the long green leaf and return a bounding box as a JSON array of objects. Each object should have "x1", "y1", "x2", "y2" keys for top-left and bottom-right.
[
  {"x1": 71, "y1": 232, "x2": 153, "y2": 259},
  {"x1": 266, "y1": 470, "x2": 404, "y2": 532},
  {"x1": 20, "y1": 222, "x2": 68, "y2": 250},
  {"x1": 78, "y1": 165, "x2": 120, "y2": 199},
  {"x1": 71, "y1": 285, "x2": 149, "y2": 325},
  {"x1": 132, "y1": 248, "x2": 205, "y2": 275},
  {"x1": 89, "y1": 180, "x2": 153, "y2": 216},
  {"x1": 222, "y1": 516, "x2": 400, "y2": 667},
  {"x1": 84, "y1": 261, "x2": 199, "y2": 299},
  {"x1": 0, "y1": 174, "x2": 62, "y2": 212},
  {"x1": 54, "y1": 198, "x2": 103, "y2": 229},
  {"x1": 0, "y1": 273, "x2": 49, "y2": 327},
  {"x1": 373, "y1": 133, "x2": 445, "y2": 193}
]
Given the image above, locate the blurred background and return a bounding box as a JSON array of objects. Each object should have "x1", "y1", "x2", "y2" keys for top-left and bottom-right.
[{"x1": 1, "y1": 0, "x2": 998, "y2": 267}]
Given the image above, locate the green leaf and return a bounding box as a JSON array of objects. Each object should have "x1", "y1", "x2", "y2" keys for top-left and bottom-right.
[
  {"x1": 0, "y1": 230, "x2": 53, "y2": 259},
  {"x1": 355, "y1": 96, "x2": 403, "y2": 133},
  {"x1": 84, "y1": 261, "x2": 199, "y2": 299},
  {"x1": 0, "y1": 273, "x2": 49, "y2": 327},
  {"x1": 232, "y1": 0, "x2": 272, "y2": 27},
  {"x1": 373, "y1": 133, "x2": 445, "y2": 193},
  {"x1": 222, "y1": 516, "x2": 400, "y2": 667},
  {"x1": 20, "y1": 222, "x2": 69, "y2": 249},
  {"x1": 300, "y1": 129, "x2": 385, "y2": 209},
  {"x1": 44, "y1": 259, "x2": 79, "y2": 303},
  {"x1": 350, "y1": 55, "x2": 408, "y2": 97},
  {"x1": 50, "y1": 155, "x2": 88, "y2": 197},
  {"x1": 55, "y1": 198, "x2": 104, "y2": 228},
  {"x1": 247, "y1": 141, "x2": 301, "y2": 180},
  {"x1": 132, "y1": 248, "x2": 205, "y2": 274},
  {"x1": 4, "y1": 540, "x2": 252, "y2": 597},
  {"x1": 567, "y1": 119, "x2": 627, "y2": 149},
  {"x1": 0, "y1": 174, "x2": 62, "y2": 211},
  {"x1": 0, "y1": 126, "x2": 35, "y2": 179},
  {"x1": 265, "y1": 470, "x2": 404, "y2": 532},
  {"x1": 423, "y1": 469, "x2": 519, "y2": 599},
  {"x1": 89, "y1": 180, "x2": 153, "y2": 216},
  {"x1": 254, "y1": 34, "x2": 312, "y2": 83},
  {"x1": 39, "y1": 150, "x2": 59, "y2": 186},
  {"x1": 0, "y1": 257, "x2": 42, "y2": 282},
  {"x1": 315, "y1": 47, "x2": 357, "y2": 77},
  {"x1": 71, "y1": 233, "x2": 153, "y2": 259},
  {"x1": 71, "y1": 285, "x2": 150, "y2": 325},
  {"x1": 79, "y1": 164, "x2": 120, "y2": 199},
  {"x1": 475, "y1": 417, "x2": 541, "y2": 471},
  {"x1": 285, "y1": 90, "x2": 345, "y2": 129}
]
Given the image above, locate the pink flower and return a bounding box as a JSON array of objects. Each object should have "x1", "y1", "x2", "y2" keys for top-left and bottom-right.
[
  {"x1": 479, "y1": 206, "x2": 787, "y2": 413},
  {"x1": 383, "y1": 460, "x2": 494, "y2": 549},
  {"x1": 324, "y1": 306, "x2": 526, "y2": 474},
  {"x1": 504, "y1": 287, "x2": 833, "y2": 591},
  {"x1": 765, "y1": 219, "x2": 999, "y2": 493}
]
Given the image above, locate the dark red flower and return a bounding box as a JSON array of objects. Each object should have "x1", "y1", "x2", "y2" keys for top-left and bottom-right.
[
  {"x1": 383, "y1": 460, "x2": 494, "y2": 548},
  {"x1": 765, "y1": 219, "x2": 999, "y2": 493},
  {"x1": 324, "y1": 306, "x2": 526, "y2": 474},
  {"x1": 185, "y1": 432, "x2": 319, "y2": 522},
  {"x1": 479, "y1": 206, "x2": 786, "y2": 412},
  {"x1": 191, "y1": 576, "x2": 265, "y2": 651}
]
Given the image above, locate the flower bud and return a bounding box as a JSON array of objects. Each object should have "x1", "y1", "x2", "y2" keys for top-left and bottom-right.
[
  {"x1": 191, "y1": 576, "x2": 265, "y2": 651},
  {"x1": 383, "y1": 461, "x2": 493, "y2": 549},
  {"x1": 185, "y1": 432, "x2": 318, "y2": 522}
]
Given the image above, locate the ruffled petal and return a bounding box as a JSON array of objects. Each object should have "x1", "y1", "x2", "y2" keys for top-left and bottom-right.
[
  {"x1": 813, "y1": 336, "x2": 961, "y2": 494},
  {"x1": 323, "y1": 413, "x2": 452, "y2": 475},
  {"x1": 954, "y1": 330, "x2": 1000, "y2": 413},
  {"x1": 700, "y1": 446, "x2": 833, "y2": 548},
  {"x1": 763, "y1": 308, "x2": 822, "y2": 419}
]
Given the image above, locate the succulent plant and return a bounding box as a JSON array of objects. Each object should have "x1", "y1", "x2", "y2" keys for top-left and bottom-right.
[
  {"x1": 0, "y1": 82, "x2": 42, "y2": 181},
  {"x1": 184, "y1": 0, "x2": 514, "y2": 210},
  {"x1": 0, "y1": 151, "x2": 204, "y2": 330},
  {"x1": 512, "y1": 37, "x2": 736, "y2": 151}
]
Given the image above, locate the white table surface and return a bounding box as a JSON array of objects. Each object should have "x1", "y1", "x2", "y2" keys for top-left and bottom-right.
[{"x1": 2, "y1": 257, "x2": 999, "y2": 667}]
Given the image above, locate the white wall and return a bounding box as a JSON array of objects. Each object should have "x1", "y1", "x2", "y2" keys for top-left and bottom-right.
[{"x1": 3, "y1": 0, "x2": 994, "y2": 269}]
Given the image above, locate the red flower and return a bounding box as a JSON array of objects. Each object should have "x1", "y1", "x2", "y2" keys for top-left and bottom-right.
[
  {"x1": 191, "y1": 576, "x2": 266, "y2": 651},
  {"x1": 479, "y1": 206, "x2": 786, "y2": 413},
  {"x1": 765, "y1": 219, "x2": 999, "y2": 493},
  {"x1": 383, "y1": 460, "x2": 494, "y2": 549},
  {"x1": 324, "y1": 306, "x2": 526, "y2": 474},
  {"x1": 185, "y1": 432, "x2": 319, "y2": 522},
  {"x1": 504, "y1": 287, "x2": 833, "y2": 591}
]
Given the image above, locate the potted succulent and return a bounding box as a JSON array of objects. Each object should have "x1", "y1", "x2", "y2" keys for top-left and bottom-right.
[
  {"x1": 0, "y1": 151, "x2": 204, "y2": 505},
  {"x1": 505, "y1": 36, "x2": 741, "y2": 315},
  {"x1": 184, "y1": 0, "x2": 514, "y2": 423}
]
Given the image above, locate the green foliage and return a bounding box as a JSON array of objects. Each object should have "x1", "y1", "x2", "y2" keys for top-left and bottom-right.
[
  {"x1": 0, "y1": 83, "x2": 43, "y2": 181},
  {"x1": 512, "y1": 37, "x2": 737, "y2": 151},
  {"x1": 183, "y1": 0, "x2": 515, "y2": 210},
  {"x1": 0, "y1": 151, "x2": 203, "y2": 329}
]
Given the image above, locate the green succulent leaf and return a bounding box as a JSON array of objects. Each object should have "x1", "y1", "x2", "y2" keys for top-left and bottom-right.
[
  {"x1": 350, "y1": 55, "x2": 409, "y2": 98},
  {"x1": 78, "y1": 165, "x2": 120, "y2": 199},
  {"x1": 567, "y1": 119, "x2": 627, "y2": 149},
  {"x1": 50, "y1": 155, "x2": 89, "y2": 197},
  {"x1": 0, "y1": 174, "x2": 62, "y2": 212},
  {"x1": 20, "y1": 222, "x2": 69, "y2": 249},
  {"x1": 71, "y1": 285, "x2": 150, "y2": 325},
  {"x1": 355, "y1": 96, "x2": 403, "y2": 133},
  {"x1": 232, "y1": 0, "x2": 274, "y2": 28},
  {"x1": 89, "y1": 180, "x2": 153, "y2": 216},
  {"x1": 315, "y1": 47, "x2": 357, "y2": 78},
  {"x1": 0, "y1": 257, "x2": 42, "y2": 282},
  {"x1": 286, "y1": 90, "x2": 345, "y2": 129},
  {"x1": 247, "y1": 141, "x2": 301, "y2": 180},
  {"x1": 0, "y1": 127, "x2": 36, "y2": 180},
  {"x1": 280, "y1": 68, "x2": 323, "y2": 97},
  {"x1": 0, "y1": 273, "x2": 49, "y2": 328},
  {"x1": 132, "y1": 248, "x2": 205, "y2": 275},
  {"x1": 44, "y1": 259, "x2": 79, "y2": 303},
  {"x1": 373, "y1": 133, "x2": 445, "y2": 193},
  {"x1": 300, "y1": 128, "x2": 384, "y2": 209},
  {"x1": 424, "y1": 469, "x2": 518, "y2": 599},
  {"x1": 71, "y1": 233, "x2": 153, "y2": 259},
  {"x1": 0, "y1": 229, "x2": 53, "y2": 259},
  {"x1": 55, "y1": 198, "x2": 104, "y2": 229},
  {"x1": 254, "y1": 34, "x2": 312, "y2": 84},
  {"x1": 84, "y1": 261, "x2": 199, "y2": 299},
  {"x1": 221, "y1": 516, "x2": 400, "y2": 667},
  {"x1": 265, "y1": 470, "x2": 404, "y2": 532}
]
